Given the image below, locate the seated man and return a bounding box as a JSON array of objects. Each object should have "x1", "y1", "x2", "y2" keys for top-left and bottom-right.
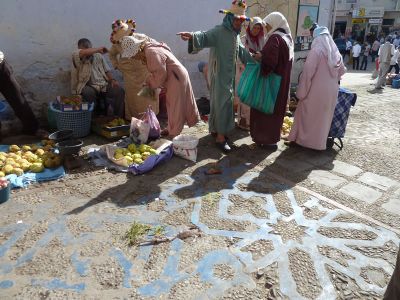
[
  {"x1": 71, "y1": 38, "x2": 125, "y2": 117},
  {"x1": 0, "y1": 50, "x2": 47, "y2": 139}
]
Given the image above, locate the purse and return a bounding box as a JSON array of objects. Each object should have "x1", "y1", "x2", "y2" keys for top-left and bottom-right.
[{"x1": 237, "y1": 62, "x2": 282, "y2": 114}]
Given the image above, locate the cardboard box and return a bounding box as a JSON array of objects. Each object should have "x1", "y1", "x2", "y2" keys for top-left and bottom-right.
[{"x1": 56, "y1": 95, "x2": 89, "y2": 112}]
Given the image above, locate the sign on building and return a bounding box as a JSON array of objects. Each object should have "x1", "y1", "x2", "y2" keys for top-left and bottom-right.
[
  {"x1": 352, "y1": 7, "x2": 384, "y2": 18},
  {"x1": 294, "y1": 0, "x2": 320, "y2": 51},
  {"x1": 369, "y1": 19, "x2": 383, "y2": 24}
]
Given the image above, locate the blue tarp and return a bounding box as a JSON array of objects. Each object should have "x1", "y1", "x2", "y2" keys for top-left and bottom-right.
[{"x1": 0, "y1": 145, "x2": 66, "y2": 189}]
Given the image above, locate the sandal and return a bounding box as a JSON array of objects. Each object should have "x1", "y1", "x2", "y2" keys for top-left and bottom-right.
[{"x1": 216, "y1": 141, "x2": 231, "y2": 153}]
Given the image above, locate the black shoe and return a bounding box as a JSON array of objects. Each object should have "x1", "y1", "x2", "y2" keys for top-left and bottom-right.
[
  {"x1": 258, "y1": 144, "x2": 278, "y2": 151},
  {"x1": 216, "y1": 141, "x2": 231, "y2": 153}
]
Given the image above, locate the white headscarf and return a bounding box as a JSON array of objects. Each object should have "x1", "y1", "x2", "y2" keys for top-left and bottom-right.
[
  {"x1": 311, "y1": 26, "x2": 343, "y2": 73},
  {"x1": 120, "y1": 33, "x2": 153, "y2": 58},
  {"x1": 263, "y1": 12, "x2": 294, "y2": 60}
]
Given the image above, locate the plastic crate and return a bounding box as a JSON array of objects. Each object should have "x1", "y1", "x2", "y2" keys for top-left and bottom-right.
[
  {"x1": 92, "y1": 116, "x2": 130, "y2": 139},
  {"x1": 50, "y1": 102, "x2": 94, "y2": 138}
]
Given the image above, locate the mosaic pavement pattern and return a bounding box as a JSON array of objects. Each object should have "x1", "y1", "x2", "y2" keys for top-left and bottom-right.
[{"x1": 0, "y1": 162, "x2": 398, "y2": 299}]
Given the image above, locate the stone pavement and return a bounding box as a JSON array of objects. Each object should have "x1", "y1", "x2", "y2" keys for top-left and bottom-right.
[{"x1": 0, "y1": 71, "x2": 400, "y2": 299}]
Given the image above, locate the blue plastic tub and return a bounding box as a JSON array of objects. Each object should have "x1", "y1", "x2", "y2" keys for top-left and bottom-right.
[
  {"x1": 392, "y1": 79, "x2": 400, "y2": 89},
  {"x1": 0, "y1": 185, "x2": 10, "y2": 204},
  {"x1": 0, "y1": 100, "x2": 15, "y2": 121}
]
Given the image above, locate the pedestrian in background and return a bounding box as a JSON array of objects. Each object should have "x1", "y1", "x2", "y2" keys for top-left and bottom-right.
[
  {"x1": 360, "y1": 41, "x2": 371, "y2": 71},
  {"x1": 388, "y1": 47, "x2": 400, "y2": 74},
  {"x1": 375, "y1": 37, "x2": 395, "y2": 90},
  {"x1": 343, "y1": 38, "x2": 352, "y2": 62},
  {"x1": 371, "y1": 38, "x2": 381, "y2": 62},
  {"x1": 352, "y1": 41, "x2": 361, "y2": 70}
]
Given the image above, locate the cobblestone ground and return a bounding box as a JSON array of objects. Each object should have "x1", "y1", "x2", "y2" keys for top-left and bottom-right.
[{"x1": 0, "y1": 72, "x2": 399, "y2": 299}]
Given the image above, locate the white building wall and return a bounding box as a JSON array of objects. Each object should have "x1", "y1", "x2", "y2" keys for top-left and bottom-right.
[{"x1": 0, "y1": 0, "x2": 230, "y2": 119}]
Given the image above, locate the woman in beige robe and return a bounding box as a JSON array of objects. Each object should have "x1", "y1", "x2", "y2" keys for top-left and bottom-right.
[
  {"x1": 109, "y1": 21, "x2": 159, "y2": 120},
  {"x1": 117, "y1": 35, "x2": 200, "y2": 137}
]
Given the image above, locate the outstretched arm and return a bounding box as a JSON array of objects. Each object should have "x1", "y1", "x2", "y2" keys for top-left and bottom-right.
[{"x1": 79, "y1": 47, "x2": 108, "y2": 58}]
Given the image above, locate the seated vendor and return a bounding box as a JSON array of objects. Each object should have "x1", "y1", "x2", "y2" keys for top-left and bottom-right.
[{"x1": 71, "y1": 38, "x2": 125, "y2": 117}]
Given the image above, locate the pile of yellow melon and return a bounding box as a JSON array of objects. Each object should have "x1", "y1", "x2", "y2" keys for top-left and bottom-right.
[
  {"x1": 113, "y1": 144, "x2": 157, "y2": 165},
  {"x1": 281, "y1": 116, "x2": 294, "y2": 137},
  {"x1": 0, "y1": 140, "x2": 62, "y2": 177}
]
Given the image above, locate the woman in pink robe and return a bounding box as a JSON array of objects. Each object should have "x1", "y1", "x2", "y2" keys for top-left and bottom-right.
[
  {"x1": 119, "y1": 35, "x2": 200, "y2": 137},
  {"x1": 288, "y1": 26, "x2": 346, "y2": 150}
]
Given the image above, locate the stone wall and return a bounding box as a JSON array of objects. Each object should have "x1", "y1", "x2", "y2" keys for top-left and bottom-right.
[
  {"x1": 0, "y1": 0, "x2": 332, "y2": 131},
  {"x1": 0, "y1": 0, "x2": 227, "y2": 127}
]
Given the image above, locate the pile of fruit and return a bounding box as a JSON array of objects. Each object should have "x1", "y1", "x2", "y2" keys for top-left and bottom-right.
[
  {"x1": 281, "y1": 116, "x2": 294, "y2": 136},
  {"x1": 106, "y1": 118, "x2": 127, "y2": 127},
  {"x1": 113, "y1": 144, "x2": 157, "y2": 165},
  {"x1": 59, "y1": 95, "x2": 82, "y2": 106},
  {"x1": 0, "y1": 140, "x2": 62, "y2": 177}
]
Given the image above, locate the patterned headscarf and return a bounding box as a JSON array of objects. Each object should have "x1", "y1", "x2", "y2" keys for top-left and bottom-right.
[
  {"x1": 110, "y1": 19, "x2": 136, "y2": 44},
  {"x1": 120, "y1": 34, "x2": 151, "y2": 58},
  {"x1": 263, "y1": 12, "x2": 294, "y2": 60}
]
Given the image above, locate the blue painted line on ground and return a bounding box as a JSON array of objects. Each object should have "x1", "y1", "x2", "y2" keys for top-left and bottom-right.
[
  {"x1": 0, "y1": 263, "x2": 13, "y2": 275},
  {"x1": 0, "y1": 224, "x2": 28, "y2": 258},
  {"x1": 31, "y1": 278, "x2": 85, "y2": 292},
  {"x1": 0, "y1": 280, "x2": 13, "y2": 289},
  {"x1": 139, "y1": 239, "x2": 187, "y2": 297},
  {"x1": 71, "y1": 251, "x2": 89, "y2": 277},
  {"x1": 110, "y1": 248, "x2": 133, "y2": 288},
  {"x1": 138, "y1": 279, "x2": 171, "y2": 297}
]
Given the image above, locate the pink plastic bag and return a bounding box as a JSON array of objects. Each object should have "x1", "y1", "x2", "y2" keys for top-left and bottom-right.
[{"x1": 142, "y1": 106, "x2": 161, "y2": 139}]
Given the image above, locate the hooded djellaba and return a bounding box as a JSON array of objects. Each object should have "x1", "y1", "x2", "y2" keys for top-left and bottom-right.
[
  {"x1": 179, "y1": 0, "x2": 254, "y2": 152},
  {"x1": 288, "y1": 26, "x2": 346, "y2": 150},
  {"x1": 250, "y1": 12, "x2": 294, "y2": 149},
  {"x1": 108, "y1": 19, "x2": 160, "y2": 119}
]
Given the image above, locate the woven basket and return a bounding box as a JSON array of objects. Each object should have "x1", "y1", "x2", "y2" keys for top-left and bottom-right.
[{"x1": 49, "y1": 102, "x2": 94, "y2": 138}]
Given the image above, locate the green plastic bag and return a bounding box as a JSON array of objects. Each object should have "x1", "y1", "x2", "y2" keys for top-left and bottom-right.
[{"x1": 237, "y1": 62, "x2": 282, "y2": 114}]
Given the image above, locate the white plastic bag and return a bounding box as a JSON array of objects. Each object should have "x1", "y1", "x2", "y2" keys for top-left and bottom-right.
[
  {"x1": 130, "y1": 117, "x2": 150, "y2": 144},
  {"x1": 172, "y1": 135, "x2": 199, "y2": 162}
]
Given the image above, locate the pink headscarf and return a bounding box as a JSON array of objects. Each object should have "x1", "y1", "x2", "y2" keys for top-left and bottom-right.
[{"x1": 311, "y1": 26, "x2": 344, "y2": 76}]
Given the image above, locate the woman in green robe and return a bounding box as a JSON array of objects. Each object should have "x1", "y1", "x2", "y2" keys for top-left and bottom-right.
[{"x1": 177, "y1": 2, "x2": 253, "y2": 152}]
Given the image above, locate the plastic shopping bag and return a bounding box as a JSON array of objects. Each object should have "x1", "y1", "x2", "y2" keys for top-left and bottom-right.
[
  {"x1": 130, "y1": 117, "x2": 150, "y2": 144},
  {"x1": 237, "y1": 62, "x2": 282, "y2": 114},
  {"x1": 172, "y1": 134, "x2": 199, "y2": 162},
  {"x1": 142, "y1": 107, "x2": 161, "y2": 139},
  {"x1": 137, "y1": 86, "x2": 156, "y2": 99}
]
